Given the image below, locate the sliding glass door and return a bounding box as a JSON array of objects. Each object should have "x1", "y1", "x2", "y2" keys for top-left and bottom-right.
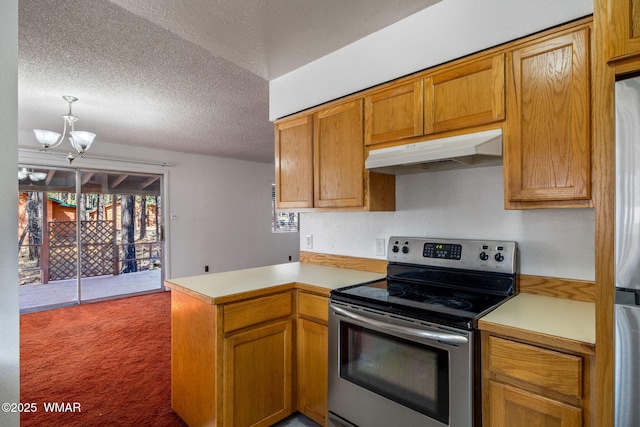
[
  {"x1": 18, "y1": 166, "x2": 164, "y2": 312},
  {"x1": 78, "y1": 170, "x2": 163, "y2": 303},
  {"x1": 18, "y1": 166, "x2": 78, "y2": 311}
]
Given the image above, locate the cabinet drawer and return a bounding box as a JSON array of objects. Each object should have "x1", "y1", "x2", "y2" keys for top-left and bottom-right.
[
  {"x1": 223, "y1": 292, "x2": 293, "y2": 333},
  {"x1": 298, "y1": 291, "x2": 328, "y2": 323},
  {"x1": 488, "y1": 336, "x2": 582, "y2": 398}
]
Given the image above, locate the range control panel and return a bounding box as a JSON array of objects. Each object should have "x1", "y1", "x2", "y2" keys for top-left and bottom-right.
[{"x1": 388, "y1": 236, "x2": 517, "y2": 274}]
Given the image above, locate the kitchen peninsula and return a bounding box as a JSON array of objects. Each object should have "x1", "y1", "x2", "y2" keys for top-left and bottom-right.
[
  {"x1": 164, "y1": 262, "x2": 383, "y2": 427},
  {"x1": 166, "y1": 259, "x2": 595, "y2": 427}
]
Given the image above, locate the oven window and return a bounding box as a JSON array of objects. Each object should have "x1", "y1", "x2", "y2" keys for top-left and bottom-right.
[{"x1": 339, "y1": 322, "x2": 449, "y2": 424}]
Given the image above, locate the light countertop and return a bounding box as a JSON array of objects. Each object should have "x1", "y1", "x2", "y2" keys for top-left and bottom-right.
[
  {"x1": 479, "y1": 293, "x2": 595, "y2": 345},
  {"x1": 167, "y1": 262, "x2": 595, "y2": 346},
  {"x1": 165, "y1": 262, "x2": 384, "y2": 304}
]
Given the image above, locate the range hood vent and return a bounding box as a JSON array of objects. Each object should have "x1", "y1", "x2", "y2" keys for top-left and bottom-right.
[{"x1": 365, "y1": 129, "x2": 502, "y2": 175}]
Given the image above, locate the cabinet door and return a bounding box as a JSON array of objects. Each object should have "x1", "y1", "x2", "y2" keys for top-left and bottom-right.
[
  {"x1": 607, "y1": 0, "x2": 640, "y2": 60},
  {"x1": 489, "y1": 382, "x2": 582, "y2": 427},
  {"x1": 297, "y1": 318, "x2": 328, "y2": 426},
  {"x1": 223, "y1": 319, "x2": 293, "y2": 427},
  {"x1": 274, "y1": 115, "x2": 314, "y2": 209},
  {"x1": 314, "y1": 99, "x2": 364, "y2": 208},
  {"x1": 505, "y1": 27, "x2": 591, "y2": 206},
  {"x1": 364, "y1": 80, "x2": 423, "y2": 145},
  {"x1": 424, "y1": 53, "x2": 505, "y2": 134}
]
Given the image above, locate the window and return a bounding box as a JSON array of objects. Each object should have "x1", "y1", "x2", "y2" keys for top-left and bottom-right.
[{"x1": 272, "y1": 184, "x2": 299, "y2": 233}]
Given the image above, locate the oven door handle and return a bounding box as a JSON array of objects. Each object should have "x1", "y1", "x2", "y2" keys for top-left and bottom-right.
[{"x1": 331, "y1": 305, "x2": 468, "y2": 344}]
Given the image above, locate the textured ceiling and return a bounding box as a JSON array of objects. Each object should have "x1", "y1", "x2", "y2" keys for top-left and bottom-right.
[{"x1": 18, "y1": 0, "x2": 440, "y2": 163}]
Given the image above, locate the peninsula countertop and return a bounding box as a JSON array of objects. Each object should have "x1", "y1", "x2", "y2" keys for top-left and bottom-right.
[
  {"x1": 164, "y1": 261, "x2": 385, "y2": 304},
  {"x1": 166, "y1": 261, "x2": 595, "y2": 347}
]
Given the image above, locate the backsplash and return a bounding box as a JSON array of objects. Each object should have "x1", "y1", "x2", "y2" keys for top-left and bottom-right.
[{"x1": 300, "y1": 165, "x2": 595, "y2": 281}]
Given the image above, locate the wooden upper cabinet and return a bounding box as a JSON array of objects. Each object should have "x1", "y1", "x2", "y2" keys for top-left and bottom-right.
[
  {"x1": 314, "y1": 99, "x2": 365, "y2": 208},
  {"x1": 607, "y1": 0, "x2": 640, "y2": 61},
  {"x1": 363, "y1": 53, "x2": 504, "y2": 147},
  {"x1": 274, "y1": 99, "x2": 394, "y2": 212},
  {"x1": 274, "y1": 115, "x2": 314, "y2": 209},
  {"x1": 364, "y1": 79, "x2": 423, "y2": 145},
  {"x1": 504, "y1": 26, "x2": 591, "y2": 208},
  {"x1": 424, "y1": 53, "x2": 505, "y2": 135}
]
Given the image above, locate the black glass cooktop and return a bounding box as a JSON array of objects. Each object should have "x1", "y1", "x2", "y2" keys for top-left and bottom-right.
[{"x1": 330, "y1": 278, "x2": 514, "y2": 329}]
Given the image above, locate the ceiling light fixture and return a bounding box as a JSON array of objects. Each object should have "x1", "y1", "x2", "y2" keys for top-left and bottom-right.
[{"x1": 33, "y1": 95, "x2": 96, "y2": 164}]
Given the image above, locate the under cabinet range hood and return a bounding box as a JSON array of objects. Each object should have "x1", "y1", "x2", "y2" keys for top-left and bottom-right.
[{"x1": 365, "y1": 129, "x2": 503, "y2": 174}]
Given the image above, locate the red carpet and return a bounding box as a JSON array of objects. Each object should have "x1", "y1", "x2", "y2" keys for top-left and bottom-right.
[{"x1": 20, "y1": 292, "x2": 187, "y2": 427}]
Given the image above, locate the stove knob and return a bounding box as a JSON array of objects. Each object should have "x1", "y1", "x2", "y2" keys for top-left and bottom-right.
[
  {"x1": 402, "y1": 246, "x2": 409, "y2": 254},
  {"x1": 392, "y1": 245, "x2": 400, "y2": 253},
  {"x1": 479, "y1": 251, "x2": 489, "y2": 261},
  {"x1": 495, "y1": 252, "x2": 505, "y2": 263}
]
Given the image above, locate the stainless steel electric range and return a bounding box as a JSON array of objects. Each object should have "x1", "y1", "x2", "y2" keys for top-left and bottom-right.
[{"x1": 328, "y1": 236, "x2": 518, "y2": 427}]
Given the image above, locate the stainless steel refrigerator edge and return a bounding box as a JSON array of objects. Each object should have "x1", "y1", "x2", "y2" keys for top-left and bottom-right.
[{"x1": 614, "y1": 75, "x2": 640, "y2": 426}]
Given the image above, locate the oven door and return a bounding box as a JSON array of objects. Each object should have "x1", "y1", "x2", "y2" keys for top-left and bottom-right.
[{"x1": 328, "y1": 300, "x2": 473, "y2": 427}]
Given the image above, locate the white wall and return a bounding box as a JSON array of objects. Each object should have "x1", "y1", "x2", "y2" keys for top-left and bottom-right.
[
  {"x1": 270, "y1": 0, "x2": 593, "y2": 120},
  {"x1": 18, "y1": 141, "x2": 300, "y2": 280},
  {"x1": 163, "y1": 149, "x2": 300, "y2": 277},
  {"x1": 300, "y1": 166, "x2": 595, "y2": 281},
  {"x1": 0, "y1": 0, "x2": 20, "y2": 425}
]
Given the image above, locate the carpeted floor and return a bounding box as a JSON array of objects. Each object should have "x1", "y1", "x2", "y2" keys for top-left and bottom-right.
[{"x1": 20, "y1": 291, "x2": 186, "y2": 427}]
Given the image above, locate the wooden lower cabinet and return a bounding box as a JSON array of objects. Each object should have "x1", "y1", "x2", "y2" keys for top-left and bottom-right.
[
  {"x1": 223, "y1": 320, "x2": 293, "y2": 427},
  {"x1": 297, "y1": 318, "x2": 328, "y2": 426},
  {"x1": 296, "y1": 291, "x2": 329, "y2": 426},
  {"x1": 171, "y1": 290, "x2": 219, "y2": 427},
  {"x1": 481, "y1": 332, "x2": 593, "y2": 427},
  {"x1": 489, "y1": 381, "x2": 582, "y2": 427},
  {"x1": 171, "y1": 288, "x2": 331, "y2": 427},
  {"x1": 171, "y1": 290, "x2": 295, "y2": 427}
]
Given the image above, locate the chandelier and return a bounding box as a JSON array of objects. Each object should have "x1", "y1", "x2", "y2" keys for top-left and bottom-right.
[
  {"x1": 33, "y1": 95, "x2": 96, "y2": 164},
  {"x1": 18, "y1": 167, "x2": 46, "y2": 182}
]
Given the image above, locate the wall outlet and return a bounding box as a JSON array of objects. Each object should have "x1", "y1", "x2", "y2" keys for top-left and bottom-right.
[
  {"x1": 170, "y1": 212, "x2": 179, "y2": 220},
  {"x1": 305, "y1": 234, "x2": 313, "y2": 249},
  {"x1": 375, "y1": 238, "x2": 386, "y2": 256}
]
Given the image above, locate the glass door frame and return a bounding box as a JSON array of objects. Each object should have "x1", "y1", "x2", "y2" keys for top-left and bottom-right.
[{"x1": 18, "y1": 162, "x2": 167, "y2": 311}]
